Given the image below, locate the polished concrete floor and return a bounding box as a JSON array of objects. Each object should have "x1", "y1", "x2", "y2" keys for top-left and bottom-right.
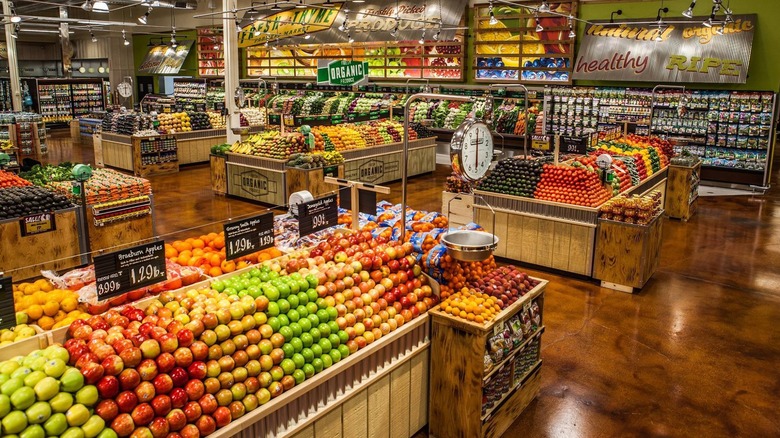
[{"x1": 49, "y1": 134, "x2": 780, "y2": 437}]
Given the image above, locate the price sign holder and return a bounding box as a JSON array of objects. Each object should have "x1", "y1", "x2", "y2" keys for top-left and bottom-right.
[
  {"x1": 324, "y1": 177, "x2": 391, "y2": 231},
  {"x1": 94, "y1": 240, "x2": 167, "y2": 301},
  {"x1": 299, "y1": 194, "x2": 339, "y2": 236},
  {"x1": 223, "y1": 212, "x2": 274, "y2": 260},
  {"x1": 19, "y1": 211, "x2": 56, "y2": 236},
  {"x1": 0, "y1": 274, "x2": 15, "y2": 330}
]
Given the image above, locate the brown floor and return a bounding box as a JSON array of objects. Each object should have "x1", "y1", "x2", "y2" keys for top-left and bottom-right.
[{"x1": 49, "y1": 133, "x2": 780, "y2": 437}]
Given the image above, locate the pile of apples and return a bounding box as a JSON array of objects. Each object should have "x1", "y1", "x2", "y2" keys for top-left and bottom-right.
[{"x1": 49, "y1": 232, "x2": 433, "y2": 437}]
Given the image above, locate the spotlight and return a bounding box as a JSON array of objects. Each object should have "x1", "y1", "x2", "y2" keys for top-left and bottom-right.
[
  {"x1": 390, "y1": 23, "x2": 398, "y2": 37},
  {"x1": 655, "y1": 27, "x2": 663, "y2": 42},
  {"x1": 270, "y1": 3, "x2": 281, "y2": 11},
  {"x1": 703, "y1": 5, "x2": 717, "y2": 27},
  {"x1": 10, "y1": 3, "x2": 20, "y2": 23},
  {"x1": 295, "y1": 0, "x2": 306, "y2": 8},
  {"x1": 682, "y1": 0, "x2": 696, "y2": 18},
  {"x1": 348, "y1": 33, "x2": 354, "y2": 43},
  {"x1": 569, "y1": 27, "x2": 576, "y2": 38},
  {"x1": 90, "y1": 27, "x2": 97, "y2": 42},
  {"x1": 81, "y1": 0, "x2": 92, "y2": 12},
  {"x1": 254, "y1": 27, "x2": 261, "y2": 36},
  {"x1": 12, "y1": 24, "x2": 19, "y2": 38},
  {"x1": 535, "y1": 14, "x2": 543, "y2": 33},
  {"x1": 715, "y1": 24, "x2": 724, "y2": 35},
  {"x1": 92, "y1": 0, "x2": 109, "y2": 13},
  {"x1": 139, "y1": 7, "x2": 152, "y2": 24},
  {"x1": 489, "y1": 9, "x2": 498, "y2": 26},
  {"x1": 418, "y1": 30, "x2": 425, "y2": 44},
  {"x1": 538, "y1": 0, "x2": 550, "y2": 13},
  {"x1": 304, "y1": 27, "x2": 311, "y2": 39},
  {"x1": 433, "y1": 29, "x2": 440, "y2": 41}
]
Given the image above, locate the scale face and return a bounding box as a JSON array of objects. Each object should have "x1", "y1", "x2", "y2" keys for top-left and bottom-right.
[
  {"x1": 450, "y1": 119, "x2": 494, "y2": 182},
  {"x1": 117, "y1": 82, "x2": 132, "y2": 98},
  {"x1": 235, "y1": 86, "x2": 246, "y2": 108}
]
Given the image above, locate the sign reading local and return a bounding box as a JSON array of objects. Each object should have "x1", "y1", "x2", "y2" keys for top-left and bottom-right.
[
  {"x1": 317, "y1": 60, "x2": 369, "y2": 86},
  {"x1": 94, "y1": 240, "x2": 167, "y2": 301},
  {"x1": 223, "y1": 212, "x2": 275, "y2": 261},
  {"x1": 573, "y1": 14, "x2": 756, "y2": 84}
]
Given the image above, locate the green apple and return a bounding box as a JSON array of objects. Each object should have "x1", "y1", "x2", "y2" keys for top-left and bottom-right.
[
  {"x1": 28, "y1": 358, "x2": 47, "y2": 372},
  {"x1": 11, "y1": 367, "x2": 32, "y2": 380},
  {"x1": 43, "y1": 359, "x2": 66, "y2": 378},
  {"x1": 95, "y1": 428, "x2": 118, "y2": 438},
  {"x1": 16, "y1": 312, "x2": 28, "y2": 325},
  {"x1": 22, "y1": 352, "x2": 42, "y2": 367},
  {"x1": 34, "y1": 377, "x2": 60, "y2": 401},
  {"x1": 15, "y1": 327, "x2": 36, "y2": 339},
  {"x1": 10, "y1": 386, "x2": 35, "y2": 410},
  {"x1": 43, "y1": 413, "x2": 68, "y2": 436},
  {"x1": 0, "y1": 360, "x2": 21, "y2": 375},
  {"x1": 26, "y1": 401, "x2": 52, "y2": 424},
  {"x1": 19, "y1": 424, "x2": 45, "y2": 438},
  {"x1": 2, "y1": 410, "x2": 28, "y2": 434},
  {"x1": 43, "y1": 346, "x2": 69, "y2": 363},
  {"x1": 59, "y1": 369, "x2": 84, "y2": 393},
  {"x1": 0, "y1": 393, "x2": 10, "y2": 417},
  {"x1": 65, "y1": 404, "x2": 89, "y2": 427},
  {"x1": 75, "y1": 386, "x2": 98, "y2": 407},
  {"x1": 23, "y1": 371, "x2": 46, "y2": 388},
  {"x1": 61, "y1": 426, "x2": 86, "y2": 438},
  {"x1": 49, "y1": 392, "x2": 74, "y2": 413},
  {"x1": 81, "y1": 415, "x2": 105, "y2": 438},
  {"x1": 0, "y1": 374, "x2": 8, "y2": 386}
]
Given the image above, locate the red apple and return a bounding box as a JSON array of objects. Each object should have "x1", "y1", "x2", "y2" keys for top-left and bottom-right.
[
  {"x1": 81, "y1": 361, "x2": 105, "y2": 385},
  {"x1": 111, "y1": 413, "x2": 135, "y2": 437},
  {"x1": 151, "y1": 394, "x2": 172, "y2": 417},
  {"x1": 187, "y1": 362, "x2": 207, "y2": 380},
  {"x1": 116, "y1": 391, "x2": 139, "y2": 414},
  {"x1": 97, "y1": 375, "x2": 120, "y2": 399},
  {"x1": 182, "y1": 401, "x2": 202, "y2": 422},
  {"x1": 135, "y1": 381, "x2": 156, "y2": 404},
  {"x1": 189, "y1": 341, "x2": 208, "y2": 362},
  {"x1": 173, "y1": 348, "x2": 193, "y2": 369},
  {"x1": 138, "y1": 359, "x2": 159, "y2": 381},
  {"x1": 153, "y1": 373, "x2": 174, "y2": 395},
  {"x1": 184, "y1": 380, "x2": 205, "y2": 401},
  {"x1": 213, "y1": 406, "x2": 231, "y2": 427},
  {"x1": 196, "y1": 415, "x2": 216, "y2": 436},
  {"x1": 149, "y1": 417, "x2": 170, "y2": 438},
  {"x1": 95, "y1": 398, "x2": 119, "y2": 422},
  {"x1": 198, "y1": 394, "x2": 218, "y2": 415},
  {"x1": 159, "y1": 333, "x2": 179, "y2": 354},
  {"x1": 170, "y1": 367, "x2": 189, "y2": 388},
  {"x1": 156, "y1": 353, "x2": 176, "y2": 374},
  {"x1": 166, "y1": 408, "x2": 187, "y2": 431},
  {"x1": 180, "y1": 424, "x2": 200, "y2": 438},
  {"x1": 119, "y1": 368, "x2": 141, "y2": 391},
  {"x1": 169, "y1": 387, "x2": 188, "y2": 409},
  {"x1": 131, "y1": 403, "x2": 155, "y2": 427},
  {"x1": 140, "y1": 339, "x2": 161, "y2": 359},
  {"x1": 120, "y1": 347, "x2": 143, "y2": 368}
]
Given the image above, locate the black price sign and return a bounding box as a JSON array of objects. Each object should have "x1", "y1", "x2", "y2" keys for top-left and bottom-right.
[
  {"x1": 560, "y1": 136, "x2": 589, "y2": 155},
  {"x1": 299, "y1": 194, "x2": 338, "y2": 237},
  {"x1": 94, "y1": 240, "x2": 167, "y2": 301},
  {"x1": 0, "y1": 275, "x2": 15, "y2": 330},
  {"x1": 223, "y1": 212, "x2": 274, "y2": 260}
]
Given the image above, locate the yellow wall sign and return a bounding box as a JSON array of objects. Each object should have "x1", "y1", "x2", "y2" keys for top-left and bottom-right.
[{"x1": 238, "y1": 5, "x2": 343, "y2": 48}]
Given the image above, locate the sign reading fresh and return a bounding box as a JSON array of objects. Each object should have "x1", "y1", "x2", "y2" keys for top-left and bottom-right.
[{"x1": 317, "y1": 60, "x2": 369, "y2": 86}]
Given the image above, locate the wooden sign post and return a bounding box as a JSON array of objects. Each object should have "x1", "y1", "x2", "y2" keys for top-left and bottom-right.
[{"x1": 324, "y1": 177, "x2": 391, "y2": 231}]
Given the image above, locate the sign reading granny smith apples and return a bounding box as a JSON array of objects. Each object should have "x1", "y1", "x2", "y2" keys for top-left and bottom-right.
[
  {"x1": 317, "y1": 60, "x2": 369, "y2": 87},
  {"x1": 0, "y1": 275, "x2": 14, "y2": 330}
]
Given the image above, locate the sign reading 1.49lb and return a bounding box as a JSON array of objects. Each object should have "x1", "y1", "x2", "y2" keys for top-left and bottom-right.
[
  {"x1": 299, "y1": 194, "x2": 338, "y2": 237},
  {"x1": 94, "y1": 240, "x2": 167, "y2": 301},
  {"x1": 0, "y1": 275, "x2": 14, "y2": 330},
  {"x1": 223, "y1": 212, "x2": 274, "y2": 260}
]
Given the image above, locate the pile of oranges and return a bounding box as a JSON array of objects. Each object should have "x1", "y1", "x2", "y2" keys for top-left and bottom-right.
[
  {"x1": 439, "y1": 287, "x2": 503, "y2": 325},
  {"x1": 165, "y1": 231, "x2": 283, "y2": 277},
  {"x1": 13, "y1": 279, "x2": 91, "y2": 330},
  {"x1": 438, "y1": 255, "x2": 497, "y2": 299}
]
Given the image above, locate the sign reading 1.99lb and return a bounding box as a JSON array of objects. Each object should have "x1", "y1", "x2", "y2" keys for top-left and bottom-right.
[
  {"x1": 0, "y1": 275, "x2": 14, "y2": 330},
  {"x1": 94, "y1": 240, "x2": 167, "y2": 301},
  {"x1": 223, "y1": 212, "x2": 274, "y2": 260},
  {"x1": 299, "y1": 194, "x2": 338, "y2": 237}
]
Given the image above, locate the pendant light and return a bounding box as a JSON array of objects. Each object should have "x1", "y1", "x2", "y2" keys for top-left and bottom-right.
[
  {"x1": 535, "y1": 13, "x2": 543, "y2": 33},
  {"x1": 538, "y1": 1, "x2": 550, "y2": 13},
  {"x1": 682, "y1": 0, "x2": 696, "y2": 18},
  {"x1": 9, "y1": 3, "x2": 20, "y2": 23},
  {"x1": 567, "y1": 16, "x2": 575, "y2": 39},
  {"x1": 92, "y1": 0, "x2": 109, "y2": 13},
  {"x1": 139, "y1": 7, "x2": 152, "y2": 24},
  {"x1": 122, "y1": 29, "x2": 130, "y2": 46}
]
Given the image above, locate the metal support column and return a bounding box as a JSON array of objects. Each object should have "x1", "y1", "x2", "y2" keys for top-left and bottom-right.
[
  {"x1": 223, "y1": 0, "x2": 240, "y2": 143},
  {"x1": 2, "y1": 0, "x2": 22, "y2": 110}
]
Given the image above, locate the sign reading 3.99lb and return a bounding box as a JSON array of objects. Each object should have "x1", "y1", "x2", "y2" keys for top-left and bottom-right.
[
  {"x1": 94, "y1": 240, "x2": 167, "y2": 301},
  {"x1": 299, "y1": 194, "x2": 338, "y2": 237},
  {"x1": 223, "y1": 212, "x2": 274, "y2": 260}
]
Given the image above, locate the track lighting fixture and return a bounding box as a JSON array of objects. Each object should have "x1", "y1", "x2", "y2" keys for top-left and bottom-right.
[
  {"x1": 567, "y1": 16, "x2": 575, "y2": 39},
  {"x1": 418, "y1": 30, "x2": 425, "y2": 45},
  {"x1": 92, "y1": 0, "x2": 109, "y2": 13},
  {"x1": 10, "y1": 3, "x2": 20, "y2": 23},
  {"x1": 682, "y1": 0, "x2": 696, "y2": 18},
  {"x1": 90, "y1": 27, "x2": 97, "y2": 43},
  {"x1": 535, "y1": 13, "x2": 543, "y2": 33},
  {"x1": 171, "y1": 27, "x2": 177, "y2": 48},
  {"x1": 715, "y1": 24, "x2": 724, "y2": 35},
  {"x1": 304, "y1": 26, "x2": 311, "y2": 39},
  {"x1": 270, "y1": 3, "x2": 281, "y2": 11},
  {"x1": 703, "y1": 4, "x2": 718, "y2": 27},
  {"x1": 12, "y1": 24, "x2": 19, "y2": 38},
  {"x1": 656, "y1": 6, "x2": 668, "y2": 22},
  {"x1": 488, "y1": 0, "x2": 498, "y2": 26},
  {"x1": 254, "y1": 26, "x2": 261, "y2": 37},
  {"x1": 390, "y1": 21, "x2": 398, "y2": 37},
  {"x1": 81, "y1": 0, "x2": 92, "y2": 12},
  {"x1": 433, "y1": 28, "x2": 440, "y2": 41},
  {"x1": 122, "y1": 29, "x2": 130, "y2": 46},
  {"x1": 295, "y1": 0, "x2": 306, "y2": 8},
  {"x1": 139, "y1": 7, "x2": 152, "y2": 24},
  {"x1": 348, "y1": 33, "x2": 354, "y2": 43},
  {"x1": 538, "y1": 0, "x2": 550, "y2": 13},
  {"x1": 655, "y1": 26, "x2": 664, "y2": 42},
  {"x1": 610, "y1": 9, "x2": 622, "y2": 24}
]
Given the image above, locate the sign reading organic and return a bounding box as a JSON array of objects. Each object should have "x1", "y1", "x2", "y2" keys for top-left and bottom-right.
[
  {"x1": 573, "y1": 15, "x2": 756, "y2": 83},
  {"x1": 238, "y1": 0, "x2": 468, "y2": 47},
  {"x1": 317, "y1": 60, "x2": 369, "y2": 86},
  {"x1": 138, "y1": 41, "x2": 194, "y2": 75}
]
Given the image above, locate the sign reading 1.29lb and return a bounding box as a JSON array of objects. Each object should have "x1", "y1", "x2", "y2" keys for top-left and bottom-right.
[
  {"x1": 94, "y1": 240, "x2": 167, "y2": 300},
  {"x1": 223, "y1": 212, "x2": 274, "y2": 260},
  {"x1": 0, "y1": 275, "x2": 14, "y2": 330},
  {"x1": 299, "y1": 194, "x2": 338, "y2": 237}
]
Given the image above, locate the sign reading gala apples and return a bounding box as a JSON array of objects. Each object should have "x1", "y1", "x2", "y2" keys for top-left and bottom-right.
[{"x1": 574, "y1": 14, "x2": 756, "y2": 83}]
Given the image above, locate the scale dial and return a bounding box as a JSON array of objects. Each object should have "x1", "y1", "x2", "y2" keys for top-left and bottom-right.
[
  {"x1": 117, "y1": 82, "x2": 132, "y2": 98},
  {"x1": 450, "y1": 119, "x2": 494, "y2": 182},
  {"x1": 235, "y1": 86, "x2": 246, "y2": 108}
]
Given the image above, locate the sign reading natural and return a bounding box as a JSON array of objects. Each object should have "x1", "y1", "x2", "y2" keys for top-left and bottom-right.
[
  {"x1": 317, "y1": 60, "x2": 369, "y2": 86},
  {"x1": 574, "y1": 15, "x2": 756, "y2": 84},
  {"x1": 94, "y1": 240, "x2": 167, "y2": 300}
]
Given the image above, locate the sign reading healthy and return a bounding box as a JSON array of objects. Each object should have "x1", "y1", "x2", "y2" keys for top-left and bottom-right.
[{"x1": 573, "y1": 15, "x2": 755, "y2": 84}]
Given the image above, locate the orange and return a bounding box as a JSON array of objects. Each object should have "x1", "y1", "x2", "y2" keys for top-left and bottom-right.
[
  {"x1": 188, "y1": 256, "x2": 205, "y2": 267},
  {"x1": 37, "y1": 316, "x2": 55, "y2": 331},
  {"x1": 35, "y1": 279, "x2": 54, "y2": 292},
  {"x1": 26, "y1": 304, "x2": 43, "y2": 321},
  {"x1": 236, "y1": 261, "x2": 250, "y2": 270},
  {"x1": 208, "y1": 267, "x2": 223, "y2": 277},
  {"x1": 191, "y1": 239, "x2": 205, "y2": 249},
  {"x1": 165, "y1": 244, "x2": 178, "y2": 259},
  {"x1": 177, "y1": 254, "x2": 192, "y2": 266},
  {"x1": 259, "y1": 252, "x2": 271, "y2": 261},
  {"x1": 43, "y1": 301, "x2": 59, "y2": 317},
  {"x1": 206, "y1": 232, "x2": 219, "y2": 242},
  {"x1": 33, "y1": 291, "x2": 49, "y2": 305},
  {"x1": 208, "y1": 253, "x2": 222, "y2": 268},
  {"x1": 212, "y1": 236, "x2": 225, "y2": 250},
  {"x1": 61, "y1": 297, "x2": 78, "y2": 312},
  {"x1": 221, "y1": 260, "x2": 236, "y2": 273},
  {"x1": 192, "y1": 248, "x2": 205, "y2": 257}
]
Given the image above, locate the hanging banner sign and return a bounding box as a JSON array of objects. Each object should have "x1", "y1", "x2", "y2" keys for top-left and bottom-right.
[
  {"x1": 138, "y1": 41, "x2": 194, "y2": 75},
  {"x1": 237, "y1": 0, "x2": 468, "y2": 47},
  {"x1": 317, "y1": 60, "x2": 369, "y2": 86},
  {"x1": 573, "y1": 15, "x2": 756, "y2": 84}
]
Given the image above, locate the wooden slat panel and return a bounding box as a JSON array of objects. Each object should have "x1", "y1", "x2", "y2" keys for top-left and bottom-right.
[
  {"x1": 551, "y1": 221, "x2": 572, "y2": 271},
  {"x1": 535, "y1": 219, "x2": 554, "y2": 265},
  {"x1": 341, "y1": 389, "x2": 367, "y2": 438},
  {"x1": 408, "y1": 349, "x2": 429, "y2": 434},
  {"x1": 568, "y1": 224, "x2": 593, "y2": 276},
  {"x1": 314, "y1": 406, "x2": 342, "y2": 438},
  {"x1": 366, "y1": 375, "x2": 391, "y2": 438},
  {"x1": 287, "y1": 424, "x2": 314, "y2": 438},
  {"x1": 389, "y1": 361, "x2": 411, "y2": 438}
]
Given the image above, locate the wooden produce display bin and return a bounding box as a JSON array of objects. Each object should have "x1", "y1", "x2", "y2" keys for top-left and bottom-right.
[
  {"x1": 87, "y1": 208, "x2": 154, "y2": 253},
  {"x1": 225, "y1": 153, "x2": 287, "y2": 206},
  {"x1": 210, "y1": 154, "x2": 227, "y2": 195},
  {"x1": 97, "y1": 132, "x2": 134, "y2": 171},
  {"x1": 0, "y1": 206, "x2": 87, "y2": 281},
  {"x1": 174, "y1": 129, "x2": 227, "y2": 165},
  {"x1": 286, "y1": 164, "x2": 343, "y2": 198},
  {"x1": 593, "y1": 213, "x2": 664, "y2": 293},
  {"x1": 429, "y1": 279, "x2": 547, "y2": 438},
  {"x1": 441, "y1": 192, "x2": 475, "y2": 229},
  {"x1": 665, "y1": 162, "x2": 701, "y2": 221},
  {"x1": 132, "y1": 135, "x2": 179, "y2": 177},
  {"x1": 341, "y1": 137, "x2": 436, "y2": 185}
]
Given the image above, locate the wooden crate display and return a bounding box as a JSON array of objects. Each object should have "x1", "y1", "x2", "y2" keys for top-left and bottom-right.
[
  {"x1": 210, "y1": 154, "x2": 227, "y2": 195},
  {"x1": 342, "y1": 144, "x2": 436, "y2": 185},
  {"x1": 286, "y1": 165, "x2": 344, "y2": 199},
  {"x1": 177, "y1": 135, "x2": 225, "y2": 165},
  {"x1": 441, "y1": 192, "x2": 474, "y2": 229},
  {"x1": 226, "y1": 161, "x2": 287, "y2": 207},
  {"x1": 593, "y1": 213, "x2": 664, "y2": 293},
  {"x1": 99, "y1": 135, "x2": 134, "y2": 171},
  {"x1": 665, "y1": 162, "x2": 701, "y2": 221},
  {"x1": 428, "y1": 280, "x2": 546, "y2": 438},
  {"x1": 0, "y1": 207, "x2": 87, "y2": 281},
  {"x1": 87, "y1": 209, "x2": 154, "y2": 254},
  {"x1": 132, "y1": 136, "x2": 179, "y2": 177}
]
